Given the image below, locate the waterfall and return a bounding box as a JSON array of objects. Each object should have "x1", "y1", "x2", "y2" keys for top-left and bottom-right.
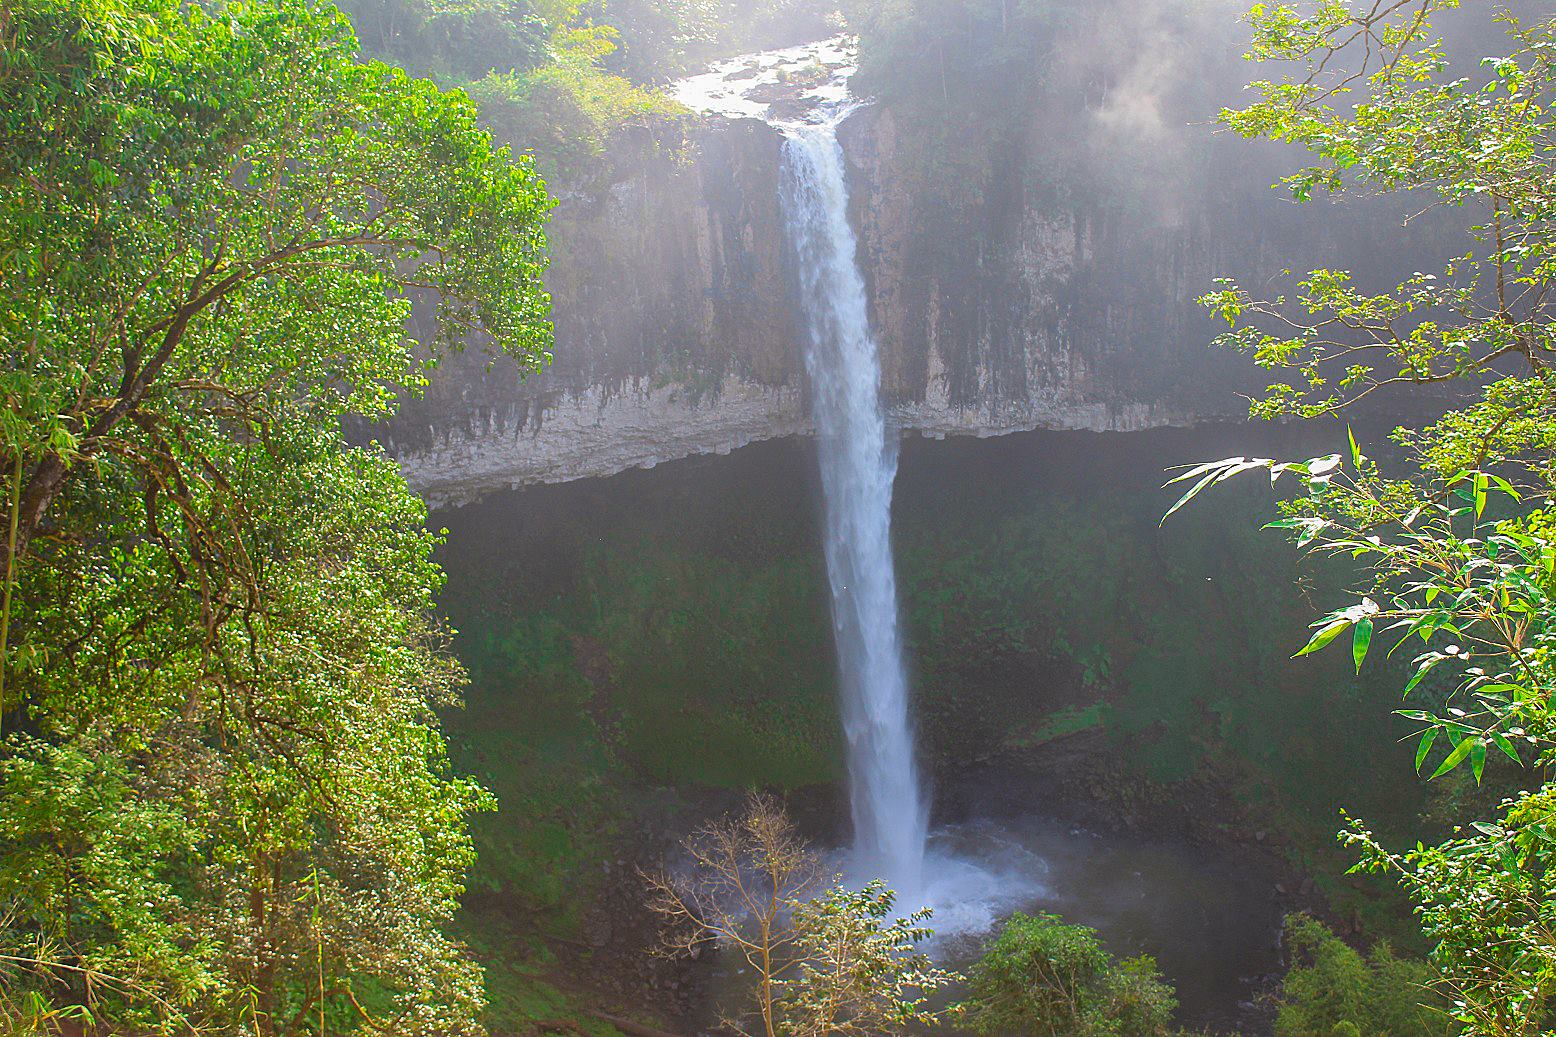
[
  {"x1": 672, "y1": 38, "x2": 1046, "y2": 935},
  {"x1": 780, "y1": 115, "x2": 927, "y2": 901}
]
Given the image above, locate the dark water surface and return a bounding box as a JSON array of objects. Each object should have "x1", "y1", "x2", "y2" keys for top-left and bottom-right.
[{"x1": 928, "y1": 816, "x2": 1281, "y2": 1029}]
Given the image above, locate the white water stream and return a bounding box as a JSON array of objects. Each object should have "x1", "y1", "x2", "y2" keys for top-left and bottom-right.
[
  {"x1": 678, "y1": 38, "x2": 929, "y2": 898},
  {"x1": 781, "y1": 115, "x2": 927, "y2": 900}
]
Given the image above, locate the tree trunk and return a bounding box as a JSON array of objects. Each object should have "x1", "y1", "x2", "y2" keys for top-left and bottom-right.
[
  {"x1": 251, "y1": 855, "x2": 278, "y2": 1037},
  {"x1": 2, "y1": 452, "x2": 68, "y2": 573}
]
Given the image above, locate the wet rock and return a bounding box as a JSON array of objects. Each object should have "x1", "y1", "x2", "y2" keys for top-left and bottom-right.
[
  {"x1": 746, "y1": 81, "x2": 805, "y2": 104},
  {"x1": 766, "y1": 98, "x2": 817, "y2": 122}
]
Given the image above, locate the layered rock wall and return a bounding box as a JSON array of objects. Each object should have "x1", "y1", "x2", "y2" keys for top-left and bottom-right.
[
  {"x1": 386, "y1": 117, "x2": 812, "y2": 506},
  {"x1": 385, "y1": 92, "x2": 1432, "y2": 507}
]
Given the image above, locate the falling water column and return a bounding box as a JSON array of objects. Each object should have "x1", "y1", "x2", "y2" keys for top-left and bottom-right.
[{"x1": 780, "y1": 117, "x2": 927, "y2": 901}]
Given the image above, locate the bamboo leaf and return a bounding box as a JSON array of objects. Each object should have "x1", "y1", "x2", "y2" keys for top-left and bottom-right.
[
  {"x1": 1491, "y1": 733, "x2": 1522, "y2": 766},
  {"x1": 1415, "y1": 728, "x2": 1438, "y2": 773},
  {"x1": 1352, "y1": 618, "x2": 1373, "y2": 673},
  {"x1": 1164, "y1": 457, "x2": 1246, "y2": 487},
  {"x1": 1161, "y1": 468, "x2": 1228, "y2": 525},
  {"x1": 1295, "y1": 619, "x2": 1351, "y2": 658},
  {"x1": 1430, "y1": 737, "x2": 1476, "y2": 779}
]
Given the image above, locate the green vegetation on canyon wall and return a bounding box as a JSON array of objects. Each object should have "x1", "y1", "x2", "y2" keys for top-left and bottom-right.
[
  {"x1": 435, "y1": 426, "x2": 1442, "y2": 1025},
  {"x1": 341, "y1": 0, "x2": 832, "y2": 186}
]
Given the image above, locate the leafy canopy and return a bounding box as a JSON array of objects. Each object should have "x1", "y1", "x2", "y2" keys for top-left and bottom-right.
[
  {"x1": 0, "y1": 0, "x2": 552, "y2": 1031},
  {"x1": 1274, "y1": 914, "x2": 1451, "y2": 1037}
]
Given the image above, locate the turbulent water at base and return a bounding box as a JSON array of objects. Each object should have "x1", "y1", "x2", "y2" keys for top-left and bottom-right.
[{"x1": 779, "y1": 116, "x2": 927, "y2": 900}]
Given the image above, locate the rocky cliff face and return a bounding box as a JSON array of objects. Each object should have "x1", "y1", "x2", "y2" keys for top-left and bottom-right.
[
  {"x1": 384, "y1": 87, "x2": 1416, "y2": 507},
  {"x1": 840, "y1": 103, "x2": 1238, "y2": 440},
  {"x1": 387, "y1": 116, "x2": 812, "y2": 507}
]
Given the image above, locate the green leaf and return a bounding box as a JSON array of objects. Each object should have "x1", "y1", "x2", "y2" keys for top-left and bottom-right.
[
  {"x1": 1487, "y1": 473, "x2": 1521, "y2": 501},
  {"x1": 1347, "y1": 425, "x2": 1361, "y2": 466},
  {"x1": 1352, "y1": 617, "x2": 1373, "y2": 673},
  {"x1": 1430, "y1": 737, "x2": 1476, "y2": 779},
  {"x1": 1164, "y1": 456, "x2": 1246, "y2": 486},
  {"x1": 1491, "y1": 733, "x2": 1521, "y2": 766},
  {"x1": 1161, "y1": 468, "x2": 1226, "y2": 525},
  {"x1": 1414, "y1": 727, "x2": 1438, "y2": 773},
  {"x1": 1307, "y1": 454, "x2": 1342, "y2": 476},
  {"x1": 1295, "y1": 618, "x2": 1351, "y2": 659}
]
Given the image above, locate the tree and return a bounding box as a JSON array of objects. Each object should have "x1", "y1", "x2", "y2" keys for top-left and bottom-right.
[
  {"x1": 1198, "y1": 1, "x2": 1555, "y2": 434},
  {"x1": 0, "y1": 0, "x2": 552, "y2": 1030},
  {"x1": 646, "y1": 792, "x2": 825, "y2": 1037},
  {"x1": 645, "y1": 793, "x2": 958, "y2": 1037},
  {"x1": 1172, "y1": 4, "x2": 1556, "y2": 1035},
  {"x1": 586, "y1": 0, "x2": 721, "y2": 82},
  {"x1": 781, "y1": 882, "x2": 959, "y2": 1037},
  {"x1": 1274, "y1": 915, "x2": 1450, "y2": 1037},
  {"x1": 0, "y1": 0, "x2": 551, "y2": 585},
  {"x1": 961, "y1": 912, "x2": 1176, "y2": 1037},
  {"x1": 335, "y1": 0, "x2": 551, "y2": 79}
]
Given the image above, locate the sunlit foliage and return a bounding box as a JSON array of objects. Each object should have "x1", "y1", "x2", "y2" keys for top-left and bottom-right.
[
  {"x1": 962, "y1": 911, "x2": 1177, "y2": 1037},
  {"x1": 1274, "y1": 914, "x2": 1451, "y2": 1037},
  {"x1": 1179, "y1": 3, "x2": 1556, "y2": 1033},
  {"x1": 339, "y1": 0, "x2": 833, "y2": 188},
  {"x1": 0, "y1": 0, "x2": 551, "y2": 1029},
  {"x1": 645, "y1": 794, "x2": 959, "y2": 1037}
]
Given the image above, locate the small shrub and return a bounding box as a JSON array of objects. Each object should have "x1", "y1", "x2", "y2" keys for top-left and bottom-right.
[
  {"x1": 1274, "y1": 915, "x2": 1452, "y2": 1037},
  {"x1": 964, "y1": 912, "x2": 1176, "y2": 1037},
  {"x1": 468, "y1": 57, "x2": 684, "y2": 189}
]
